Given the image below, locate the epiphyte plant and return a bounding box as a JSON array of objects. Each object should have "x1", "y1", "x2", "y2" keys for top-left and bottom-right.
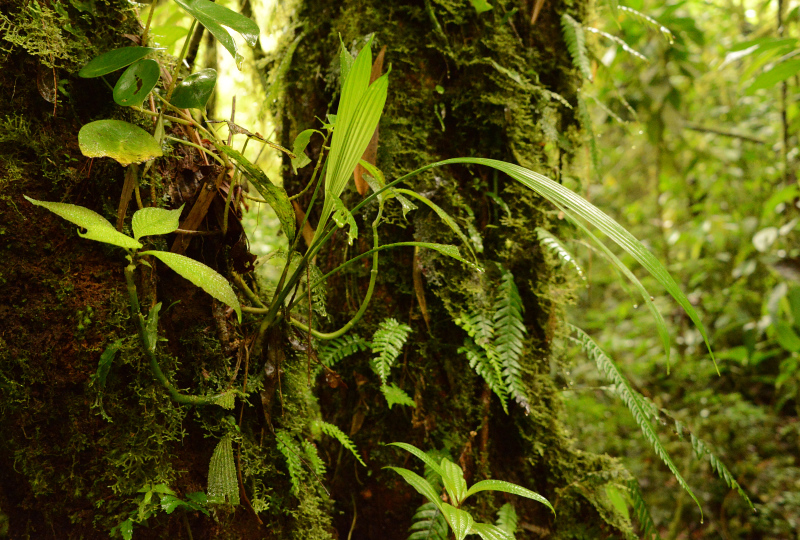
[{"x1": 387, "y1": 442, "x2": 553, "y2": 540}]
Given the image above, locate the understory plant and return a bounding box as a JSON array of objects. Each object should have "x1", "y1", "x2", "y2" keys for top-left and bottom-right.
[{"x1": 22, "y1": 0, "x2": 753, "y2": 534}]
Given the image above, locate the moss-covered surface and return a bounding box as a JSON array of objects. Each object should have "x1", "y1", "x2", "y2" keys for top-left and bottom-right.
[{"x1": 271, "y1": 0, "x2": 638, "y2": 538}]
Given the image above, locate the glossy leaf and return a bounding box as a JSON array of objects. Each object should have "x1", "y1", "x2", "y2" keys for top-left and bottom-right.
[
  {"x1": 439, "y1": 504, "x2": 474, "y2": 540},
  {"x1": 78, "y1": 120, "x2": 162, "y2": 166},
  {"x1": 385, "y1": 467, "x2": 443, "y2": 511},
  {"x1": 439, "y1": 459, "x2": 468, "y2": 506},
  {"x1": 79, "y1": 46, "x2": 157, "y2": 78},
  {"x1": 113, "y1": 59, "x2": 160, "y2": 106},
  {"x1": 171, "y1": 68, "x2": 217, "y2": 109},
  {"x1": 173, "y1": 0, "x2": 259, "y2": 69},
  {"x1": 465, "y1": 480, "x2": 554, "y2": 514},
  {"x1": 388, "y1": 442, "x2": 444, "y2": 477},
  {"x1": 470, "y1": 522, "x2": 513, "y2": 540},
  {"x1": 149, "y1": 26, "x2": 190, "y2": 49},
  {"x1": 140, "y1": 251, "x2": 241, "y2": 322},
  {"x1": 469, "y1": 0, "x2": 493, "y2": 14},
  {"x1": 160, "y1": 495, "x2": 188, "y2": 514},
  {"x1": 216, "y1": 144, "x2": 295, "y2": 241},
  {"x1": 24, "y1": 195, "x2": 142, "y2": 250},
  {"x1": 131, "y1": 205, "x2": 184, "y2": 240}
]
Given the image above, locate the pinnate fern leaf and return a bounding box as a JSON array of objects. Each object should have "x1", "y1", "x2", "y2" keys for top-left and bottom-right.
[
  {"x1": 381, "y1": 383, "x2": 417, "y2": 409},
  {"x1": 493, "y1": 271, "x2": 530, "y2": 413},
  {"x1": 408, "y1": 501, "x2": 449, "y2": 540},
  {"x1": 495, "y1": 503, "x2": 518, "y2": 539},
  {"x1": 561, "y1": 14, "x2": 593, "y2": 82},
  {"x1": 371, "y1": 318, "x2": 412, "y2": 384},
  {"x1": 318, "y1": 334, "x2": 369, "y2": 366},
  {"x1": 458, "y1": 339, "x2": 509, "y2": 413},
  {"x1": 627, "y1": 479, "x2": 662, "y2": 540},
  {"x1": 618, "y1": 6, "x2": 674, "y2": 43},
  {"x1": 571, "y1": 325, "x2": 703, "y2": 517},
  {"x1": 536, "y1": 227, "x2": 586, "y2": 281},
  {"x1": 276, "y1": 430, "x2": 305, "y2": 495},
  {"x1": 314, "y1": 420, "x2": 366, "y2": 466}
]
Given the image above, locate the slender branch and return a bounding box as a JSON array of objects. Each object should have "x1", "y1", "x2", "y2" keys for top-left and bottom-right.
[{"x1": 164, "y1": 136, "x2": 226, "y2": 165}]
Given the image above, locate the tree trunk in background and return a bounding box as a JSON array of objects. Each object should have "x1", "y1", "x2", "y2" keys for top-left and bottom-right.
[{"x1": 0, "y1": 0, "x2": 632, "y2": 538}]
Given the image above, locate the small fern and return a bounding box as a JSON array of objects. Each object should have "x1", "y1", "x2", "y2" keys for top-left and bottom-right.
[
  {"x1": 318, "y1": 334, "x2": 370, "y2": 366},
  {"x1": 495, "y1": 503, "x2": 518, "y2": 539},
  {"x1": 208, "y1": 433, "x2": 239, "y2": 505},
  {"x1": 493, "y1": 271, "x2": 530, "y2": 413},
  {"x1": 627, "y1": 479, "x2": 662, "y2": 540},
  {"x1": 561, "y1": 13, "x2": 593, "y2": 82},
  {"x1": 618, "y1": 6, "x2": 674, "y2": 43},
  {"x1": 314, "y1": 419, "x2": 366, "y2": 466},
  {"x1": 536, "y1": 227, "x2": 586, "y2": 281},
  {"x1": 371, "y1": 318, "x2": 412, "y2": 384},
  {"x1": 458, "y1": 338, "x2": 509, "y2": 412},
  {"x1": 381, "y1": 383, "x2": 417, "y2": 409},
  {"x1": 275, "y1": 430, "x2": 305, "y2": 495},
  {"x1": 408, "y1": 501, "x2": 449, "y2": 540},
  {"x1": 570, "y1": 326, "x2": 703, "y2": 516}
]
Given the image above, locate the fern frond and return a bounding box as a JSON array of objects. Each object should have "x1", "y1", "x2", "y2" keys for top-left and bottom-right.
[
  {"x1": 586, "y1": 27, "x2": 648, "y2": 61},
  {"x1": 371, "y1": 318, "x2": 412, "y2": 384},
  {"x1": 627, "y1": 479, "x2": 661, "y2": 540},
  {"x1": 495, "y1": 503, "x2": 518, "y2": 539},
  {"x1": 571, "y1": 326, "x2": 703, "y2": 517},
  {"x1": 381, "y1": 383, "x2": 417, "y2": 409},
  {"x1": 459, "y1": 338, "x2": 509, "y2": 412},
  {"x1": 208, "y1": 434, "x2": 239, "y2": 505},
  {"x1": 618, "y1": 6, "x2": 674, "y2": 43},
  {"x1": 455, "y1": 310, "x2": 494, "y2": 348},
  {"x1": 493, "y1": 271, "x2": 530, "y2": 413},
  {"x1": 275, "y1": 430, "x2": 305, "y2": 495},
  {"x1": 536, "y1": 228, "x2": 587, "y2": 281},
  {"x1": 301, "y1": 439, "x2": 326, "y2": 478},
  {"x1": 318, "y1": 334, "x2": 370, "y2": 366},
  {"x1": 561, "y1": 14, "x2": 593, "y2": 82},
  {"x1": 306, "y1": 262, "x2": 328, "y2": 319},
  {"x1": 577, "y1": 95, "x2": 601, "y2": 181},
  {"x1": 314, "y1": 420, "x2": 366, "y2": 466},
  {"x1": 408, "y1": 501, "x2": 449, "y2": 540}
]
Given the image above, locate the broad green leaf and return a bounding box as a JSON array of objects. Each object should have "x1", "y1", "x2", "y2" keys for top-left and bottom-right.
[
  {"x1": 439, "y1": 459, "x2": 468, "y2": 506},
  {"x1": 291, "y1": 129, "x2": 318, "y2": 173},
  {"x1": 385, "y1": 467, "x2": 443, "y2": 511},
  {"x1": 332, "y1": 197, "x2": 358, "y2": 245},
  {"x1": 120, "y1": 518, "x2": 134, "y2": 540},
  {"x1": 113, "y1": 59, "x2": 160, "y2": 107},
  {"x1": 95, "y1": 339, "x2": 122, "y2": 388},
  {"x1": 208, "y1": 434, "x2": 239, "y2": 505},
  {"x1": 389, "y1": 442, "x2": 444, "y2": 477},
  {"x1": 439, "y1": 504, "x2": 474, "y2": 540},
  {"x1": 429, "y1": 158, "x2": 714, "y2": 365},
  {"x1": 314, "y1": 41, "x2": 389, "y2": 243},
  {"x1": 747, "y1": 59, "x2": 800, "y2": 94},
  {"x1": 24, "y1": 195, "x2": 142, "y2": 250},
  {"x1": 132, "y1": 205, "x2": 184, "y2": 240},
  {"x1": 774, "y1": 321, "x2": 800, "y2": 352},
  {"x1": 78, "y1": 46, "x2": 157, "y2": 78},
  {"x1": 149, "y1": 26, "x2": 190, "y2": 49},
  {"x1": 140, "y1": 251, "x2": 242, "y2": 322},
  {"x1": 469, "y1": 0, "x2": 493, "y2": 14},
  {"x1": 605, "y1": 484, "x2": 631, "y2": 522},
  {"x1": 171, "y1": 68, "x2": 217, "y2": 109},
  {"x1": 464, "y1": 480, "x2": 554, "y2": 514},
  {"x1": 470, "y1": 522, "x2": 513, "y2": 540},
  {"x1": 160, "y1": 495, "x2": 188, "y2": 514},
  {"x1": 78, "y1": 120, "x2": 162, "y2": 166},
  {"x1": 173, "y1": 0, "x2": 259, "y2": 69},
  {"x1": 216, "y1": 144, "x2": 295, "y2": 241}
]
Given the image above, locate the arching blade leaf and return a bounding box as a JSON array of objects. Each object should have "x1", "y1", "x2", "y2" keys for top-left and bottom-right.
[
  {"x1": 440, "y1": 504, "x2": 474, "y2": 540},
  {"x1": 173, "y1": 0, "x2": 259, "y2": 69},
  {"x1": 435, "y1": 157, "x2": 715, "y2": 367},
  {"x1": 140, "y1": 250, "x2": 241, "y2": 322},
  {"x1": 78, "y1": 120, "x2": 162, "y2": 166},
  {"x1": 113, "y1": 59, "x2": 160, "y2": 106},
  {"x1": 171, "y1": 68, "x2": 217, "y2": 109},
  {"x1": 464, "y1": 480, "x2": 554, "y2": 515},
  {"x1": 388, "y1": 442, "x2": 444, "y2": 477},
  {"x1": 24, "y1": 195, "x2": 142, "y2": 250},
  {"x1": 131, "y1": 205, "x2": 184, "y2": 240},
  {"x1": 385, "y1": 467, "x2": 443, "y2": 512},
  {"x1": 79, "y1": 46, "x2": 158, "y2": 78},
  {"x1": 216, "y1": 144, "x2": 295, "y2": 241}
]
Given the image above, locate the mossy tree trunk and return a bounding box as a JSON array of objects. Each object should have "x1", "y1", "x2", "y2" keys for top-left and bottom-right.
[{"x1": 0, "y1": 0, "x2": 633, "y2": 538}]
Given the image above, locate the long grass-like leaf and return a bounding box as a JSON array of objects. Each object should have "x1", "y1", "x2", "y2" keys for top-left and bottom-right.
[{"x1": 571, "y1": 326, "x2": 702, "y2": 516}]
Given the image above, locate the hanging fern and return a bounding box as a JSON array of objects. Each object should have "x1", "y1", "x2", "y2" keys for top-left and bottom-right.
[
  {"x1": 314, "y1": 419, "x2": 366, "y2": 466},
  {"x1": 275, "y1": 430, "x2": 305, "y2": 495},
  {"x1": 536, "y1": 227, "x2": 587, "y2": 281},
  {"x1": 570, "y1": 326, "x2": 703, "y2": 517},
  {"x1": 561, "y1": 14, "x2": 593, "y2": 82},
  {"x1": 408, "y1": 501, "x2": 449, "y2": 540},
  {"x1": 318, "y1": 334, "x2": 370, "y2": 366},
  {"x1": 627, "y1": 479, "x2": 661, "y2": 540},
  {"x1": 458, "y1": 338, "x2": 509, "y2": 412},
  {"x1": 371, "y1": 318, "x2": 412, "y2": 384},
  {"x1": 455, "y1": 309, "x2": 494, "y2": 348},
  {"x1": 585, "y1": 27, "x2": 648, "y2": 61},
  {"x1": 495, "y1": 503, "x2": 518, "y2": 539},
  {"x1": 208, "y1": 433, "x2": 239, "y2": 505},
  {"x1": 618, "y1": 6, "x2": 675, "y2": 43},
  {"x1": 493, "y1": 271, "x2": 530, "y2": 413}
]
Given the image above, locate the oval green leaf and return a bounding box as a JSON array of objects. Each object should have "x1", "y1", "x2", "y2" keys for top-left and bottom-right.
[
  {"x1": 464, "y1": 480, "x2": 554, "y2": 515},
  {"x1": 79, "y1": 46, "x2": 158, "y2": 78},
  {"x1": 170, "y1": 68, "x2": 217, "y2": 109},
  {"x1": 113, "y1": 59, "x2": 160, "y2": 107},
  {"x1": 172, "y1": 0, "x2": 259, "y2": 69},
  {"x1": 149, "y1": 26, "x2": 190, "y2": 49},
  {"x1": 140, "y1": 250, "x2": 241, "y2": 322},
  {"x1": 78, "y1": 120, "x2": 162, "y2": 166},
  {"x1": 132, "y1": 204, "x2": 184, "y2": 241},
  {"x1": 24, "y1": 195, "x2": 142, "y2": 250}
]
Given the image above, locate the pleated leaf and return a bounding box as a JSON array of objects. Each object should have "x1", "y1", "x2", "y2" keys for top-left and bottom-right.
[
  {"x1": 141, "y1": 251, "x2": 241, "y2": 322},
  {"x1": 470, "y1": 522, "x2": 513, "y2": 540},
  {"x1": 131, "y1": 205, "x2": 183, "y2": 240},
  {"x1": 439, "y1": 459, "x2": 468, "y2": 506},
  {"x1": 208, "y1": 434, "x2": 239, "y2": 505},
  {"x1": 439, "y1": 504, "x2": 473, "y2": 540}
]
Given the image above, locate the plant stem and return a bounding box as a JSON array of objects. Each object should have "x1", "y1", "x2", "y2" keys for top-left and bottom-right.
[{"x1": 165, "y1": 19, "x2": 198, "y2": 102}]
